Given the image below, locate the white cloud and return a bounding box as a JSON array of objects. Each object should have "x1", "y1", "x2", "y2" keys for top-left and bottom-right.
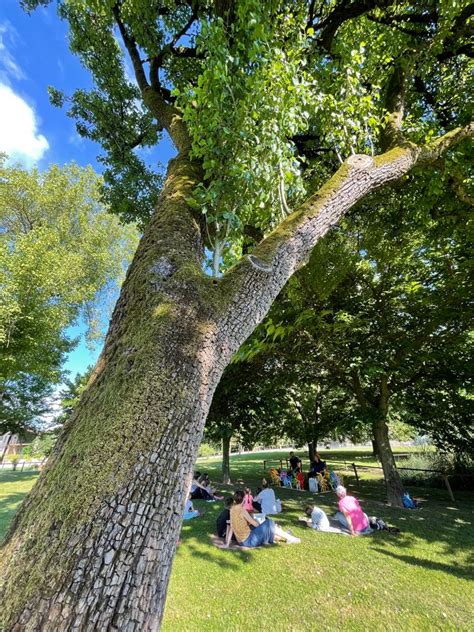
[
  {"x1": 0, "y1": 83, "x2": 49, "y2": 166},
  {"x1": 0, "y1": 22, "x2": 49, "y2": 166},
  {"x1": 0, "y1": 22, "x2": 24, "y2": 84}
]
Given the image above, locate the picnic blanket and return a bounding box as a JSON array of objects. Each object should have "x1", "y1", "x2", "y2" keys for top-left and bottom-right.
[{"x1": 298, "y1": 516, "x2": 373, "y2": 536}]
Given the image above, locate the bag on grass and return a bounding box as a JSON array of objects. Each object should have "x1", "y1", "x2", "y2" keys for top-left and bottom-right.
[
  {"x1": 402, "y1": 492, "x2": 417, "y2": 509},
  {"x1": 308, "y1": 477, "x2": 318, "y2": 493},
  {"x1": 369, "y1": 516, "x2": 387, "y2": 530}
]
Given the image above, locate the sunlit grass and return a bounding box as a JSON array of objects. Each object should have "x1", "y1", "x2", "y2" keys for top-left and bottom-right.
[
  {"x1": 1, "y1": 449, "x2": 472, "y2": 631},
  {"x1": 165, "y1": 449, "x2": 473, "y2": 631}
]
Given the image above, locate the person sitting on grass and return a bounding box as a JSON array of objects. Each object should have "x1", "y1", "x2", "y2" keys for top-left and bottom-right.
[
  {"x1": 255, "y1": 479, "x2": 282, "y2": 514},
  {"x1": 190, "y1": 472, "x2": 214, "y2": 501},
  {"x1": 190, "y1": 472, "x2": 222, "y2": 501},
  {"x1": 335, "y1": 485, "x2": 371, "y2": 536},
  {"x1": 225, "y1": 490, "x2": 300, "y2": 548},
  {"x1": 242, "y1": 487, "x2": 262, "y2": 513},
  {"x1": 310, "y1": 452, "x2": 327, "y2": 475},
  {"x1": 216, "y1": 497, "x2": 234, "y2": 539},
  {"x1": 199, "y1": 473, "x2": 224, "y2": 500},
  {"x1": 183, "y1": 495, "x2": 200, "y2": 520},
  {"x1": 304, "y1": 505, "x2": 330, "y2": 531}
]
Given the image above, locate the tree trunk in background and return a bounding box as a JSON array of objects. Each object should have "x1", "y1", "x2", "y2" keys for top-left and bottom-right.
[
  {"x1": 372, "y1": 416, "x2": 404, "y2": 507},
  {"x1": 373, "y1": 376, "x2": 404, "y2": 507},
  {"x1": 308, "y1": 439, "x2": 318, "y2": 461},
  {"x1": 222, "y1": 434, "x2": 231, "y2": 484},
  {"x1": 371, "y1": 439, "x2": 379, "y2": 458}
]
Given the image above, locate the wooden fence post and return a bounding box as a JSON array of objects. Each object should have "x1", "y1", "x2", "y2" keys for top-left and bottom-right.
[
  {"x1": 352, "y1": 462, "x2": 359, "y2": 483},
  {"x1": 443, "y1": 475, "x2": 455, "y2": 502}
]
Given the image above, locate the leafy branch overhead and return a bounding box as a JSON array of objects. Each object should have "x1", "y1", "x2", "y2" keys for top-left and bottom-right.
[{"x1": 31, "y1": 1, "x2": 472, "y2": 250}]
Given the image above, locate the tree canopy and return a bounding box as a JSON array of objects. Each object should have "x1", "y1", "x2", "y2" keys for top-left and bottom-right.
[
  {"x1": 25, "y1": 0, "x2": 473, "y2": 252},
  {"x1": 237, "y1": 159, "x2": 473, "y2": 458}
]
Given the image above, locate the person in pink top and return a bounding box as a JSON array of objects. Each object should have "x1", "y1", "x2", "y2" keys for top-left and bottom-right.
[
  {"x1": 242, "y1": 487, "x2": 255, "y2": 512},
  {"x1": 335, "y1": 485, "x2": 371, "y2": 536}
]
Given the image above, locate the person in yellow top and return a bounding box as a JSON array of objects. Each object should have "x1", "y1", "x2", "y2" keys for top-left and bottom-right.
[{"x1": 225, "y1": 490, "x2": 300, "y2": 548}]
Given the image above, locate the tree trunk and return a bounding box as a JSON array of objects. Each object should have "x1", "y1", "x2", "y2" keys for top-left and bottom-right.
[
  {"x1": 308, "y1": 439, "x2": 317, "y2": 461},
  {"x1": 373, "y1": 376, "x2": 404, "y2": 507},
  {"x1": 221, "y1": 434, "x2": 231, "y2": 484},
  {"x1": 371, "y1": 438, "x2": 379, "y2": 458},
  {"x1": 0, "y1": 156, "x2": 229, "y2": 631},
  {"x1": 372, "y1": 416, "x2": 404, "y2": 507}
]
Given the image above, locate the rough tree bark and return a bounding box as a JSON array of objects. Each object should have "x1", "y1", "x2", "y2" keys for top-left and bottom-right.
[
  {"x1": 221, "y1": 434, "x2": 232, "y2": 484},
  {"x1": 372, "y1": 415, "x2": 405, "y2": 507},
  {"x1": 0, "y1": 125, "x2": 471, "y2": 631}
]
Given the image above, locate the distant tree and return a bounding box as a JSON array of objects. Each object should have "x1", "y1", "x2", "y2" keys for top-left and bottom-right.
[
  {"x1": 0, "y1": 373, "x2": 53, "y2": 435},
  {"x1": 56, "y1": 366, "x2": 95, "y2": 423},
  {"x1": 0, "y1": 161, "x2": 139, "y2": 432},
  {"x1": 207, "y1": 359, "x2": 283, "y2": 482}
]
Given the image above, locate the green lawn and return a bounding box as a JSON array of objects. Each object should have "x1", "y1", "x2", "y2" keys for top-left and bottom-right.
[{"x1": 1, "y1": 449, "x2": 473, "y2": 631}]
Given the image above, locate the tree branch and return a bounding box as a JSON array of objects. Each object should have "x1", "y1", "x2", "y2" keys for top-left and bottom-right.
[
  {"x1": 217, "y1": 124, "x2": 473, "y2": 356},
  {"x1": 112, "y1": 4, "x2": 191, "y2": 153},
  {"x1": 380, "y1": 62, "x2": 407, "y2": 150},
  {"x1": 314, "y1": 0, "x2": 396, "y2": 53}
]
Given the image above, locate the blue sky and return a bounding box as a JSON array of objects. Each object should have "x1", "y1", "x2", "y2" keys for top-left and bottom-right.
[{"x1": 0, "y1": 1, "x2": 175, "y2": 379}]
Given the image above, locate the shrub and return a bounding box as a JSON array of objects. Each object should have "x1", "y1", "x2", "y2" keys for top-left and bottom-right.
[
  {"x1": 6, "y1": 454, "x2": 21, "y2": 471},
  {"x1": 198, "y1": 443, "x2": 218, "y2": 458},
  {"x1": 22, "y1": 434, "x2": 56, "y2": 461},
  {"x1": 399, "y1": 449, "x2": 474, "y2": 490}
]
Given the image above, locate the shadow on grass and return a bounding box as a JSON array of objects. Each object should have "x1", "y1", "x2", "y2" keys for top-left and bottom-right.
[
  {"x1": 0, "y1": 471, "x2": 39, "y2": 485},
  {"x1": 178, "y1": 537, "x2": 256, "y2": 570},
  {"x1": 370, "y1": 546, "x2": 474, "y2": 581}
]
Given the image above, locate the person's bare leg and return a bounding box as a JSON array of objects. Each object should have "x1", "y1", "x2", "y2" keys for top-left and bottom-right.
[{"x1": 274, "y1": 525, "x2": 301, "y2": 544}]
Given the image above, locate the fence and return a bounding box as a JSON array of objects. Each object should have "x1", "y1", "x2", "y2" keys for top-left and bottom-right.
[
  {"x1": 263, "y1": 456, "x2": 471, "y2": 501},
  {"x1": 0, "y1": 458, "x2": 46, "y2": 471},
  {"x1": 346, "y1": 462, "x2": 467, "y2": 502}
]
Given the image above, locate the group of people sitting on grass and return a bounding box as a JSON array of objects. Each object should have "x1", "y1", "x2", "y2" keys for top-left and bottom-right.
[
  {"x1": 213, "y1": 482, "x2": 372, "y2": 546},
  {"x1": 269, "y1": 452, "x2": 342, "y2": 493},
  {"x1": 184, "y1": 462, "x2": 381, "y2": 545}
]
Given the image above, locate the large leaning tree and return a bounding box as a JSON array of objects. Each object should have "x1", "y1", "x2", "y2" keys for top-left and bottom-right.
[{"x1": 1, "y1": 1, "x2": 472, "y2": 629}]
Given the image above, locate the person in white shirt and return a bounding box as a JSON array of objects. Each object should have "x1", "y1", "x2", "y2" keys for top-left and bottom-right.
[
  {"x1": 304, "y1": 505, "x2": 330, "y2": 531},
  {"x1": 255, "y1": 479, "x2": 282, "y2": 515}
]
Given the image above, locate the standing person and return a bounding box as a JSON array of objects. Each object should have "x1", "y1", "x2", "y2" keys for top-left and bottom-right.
[
  {"x1": 255, "y1": 479, "x2": 282, "y2": 514},
  {"x1": 288, "y1": 451, "x2": 301, "y2": 472},
  {"x1": 335, "y1": 486, "x2": 371, "y2": 536},
  {"x1": 225, "y1": 490, "x2": 300, "y2": 548}
]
